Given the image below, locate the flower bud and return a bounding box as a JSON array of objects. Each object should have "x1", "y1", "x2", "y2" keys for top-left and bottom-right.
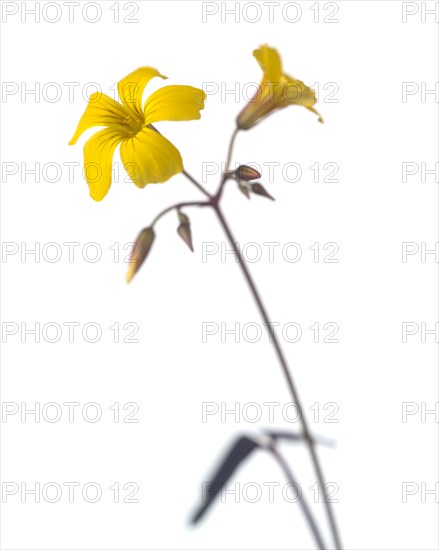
[
  {"x1": 177, "y1": 212, "x2": 193, "y2": 252},
  {"x1": 235, "y1": 165, "x2": 262, "y2": 182},
  {"x1": 251, "y1": 183, "x2": 275, "y2": 201},
  {"x1": 126, "y1": 227, "x2": 155, "y2": 283}
]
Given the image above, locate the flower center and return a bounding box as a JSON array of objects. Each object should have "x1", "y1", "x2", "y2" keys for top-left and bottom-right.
[{"x1": 123, "y1": 113, "x2": 144, "y2": 136}]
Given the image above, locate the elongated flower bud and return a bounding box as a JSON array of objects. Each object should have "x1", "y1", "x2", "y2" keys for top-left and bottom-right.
[
  {"x1": 251, "y1": 182, "x2": 275, "y2": 201},
  {"x1": 126, "y1": 227, "x2": 155, "y2": 283},
  {"x1": 177, "y1": 212, "x2": 193, "y2": 252}
]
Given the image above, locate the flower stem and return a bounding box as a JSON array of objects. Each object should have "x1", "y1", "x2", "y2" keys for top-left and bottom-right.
[
  {"x1": 181, "y1": 126, "x2": 342, "y2": 549},
  {"x1": 268, "y1": 442, "x2": 327, "y2": 550},
  {"x1": 215, "y1": 127, "x2": 239, "y2": 200},
  {"x1": 212, "y1": 202, "x2": 342, "y2": 550},
  {"x1": 225, "y1": 127, "x2": 239, "y2": 173},
  {"x1": 151, "y1": 200, "x2": 208, "y2": 227},
  {"x1": 182, "y1": 169, "x2": 212, "y2": 199},
  {"x1": 148, "y1": 124, "x2": 210, "y2": 200}
]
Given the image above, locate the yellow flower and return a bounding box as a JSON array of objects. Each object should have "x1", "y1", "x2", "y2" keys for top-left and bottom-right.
[
  {"x1": 237, "y1": 45, "x2": 323, "y2": 130},
  {"x1": 69, "y1": 67, "x2": 206, "y2": 201}
]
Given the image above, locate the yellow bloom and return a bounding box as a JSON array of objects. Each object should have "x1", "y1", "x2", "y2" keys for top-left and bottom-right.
[
  {"x1": 237, "y1": 45, "x2": 323, "y2": 130},
  {"x1": 69, "y1": 67, "x2": 206, "y2": 201}
]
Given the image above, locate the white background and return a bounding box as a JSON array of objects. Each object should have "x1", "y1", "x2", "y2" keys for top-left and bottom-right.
[{"x1": 1, "y1": 1, "x2": 438, "y2": 549}]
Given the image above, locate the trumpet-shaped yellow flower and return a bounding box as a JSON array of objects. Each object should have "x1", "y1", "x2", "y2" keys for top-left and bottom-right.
[
  {"x1": 69, "y1": 67, "x2": 206, "y2": 201},
  {"x1": 237, "y1": 45, "x2": 323, "y2": 130}
]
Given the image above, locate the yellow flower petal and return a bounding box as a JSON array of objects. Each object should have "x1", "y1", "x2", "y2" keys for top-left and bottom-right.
[
  {"x1": 144, "y1": 85, "x2": 206, "y2": 124},
  {"x1": 307, "y1": 105, "x2": 324, "y2": 123},
  {"x1": 83, "y1": 128, "x2": 123, "y2": 201},
  {"x1": 120, "y1": 127, "x2": 183, "y2": 187},
  {"x1": 280, "y1": 75, "x2": 318, "y2": 107},
  {"x1": 281, "y1": 75, "x2": 323, "y2": 122},
  {"x1": 69, "y1": 93, "x2": 128, "y2": 145},
  {"x1": 237, "y1": 44, "x2": 323, "y2": 129},
  {"x1": 118, "y1": 67, "x2": 166, "y2": 119},
  {"x1": 253, "y1": 45, "x2": 282, "y2": 81}
]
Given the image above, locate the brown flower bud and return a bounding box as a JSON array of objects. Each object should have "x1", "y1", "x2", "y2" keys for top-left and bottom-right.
[
  {"x1": 235, "y1": 165, "x2": 262, "y2": 182},
  {"x1": 251, "y1": 183, "x2": 275, "y2": 201}
]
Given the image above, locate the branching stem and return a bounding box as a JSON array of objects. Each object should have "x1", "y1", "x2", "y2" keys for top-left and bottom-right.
[{"x1": 166, "y1": 127, "x2": 342, "y2": 550}]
